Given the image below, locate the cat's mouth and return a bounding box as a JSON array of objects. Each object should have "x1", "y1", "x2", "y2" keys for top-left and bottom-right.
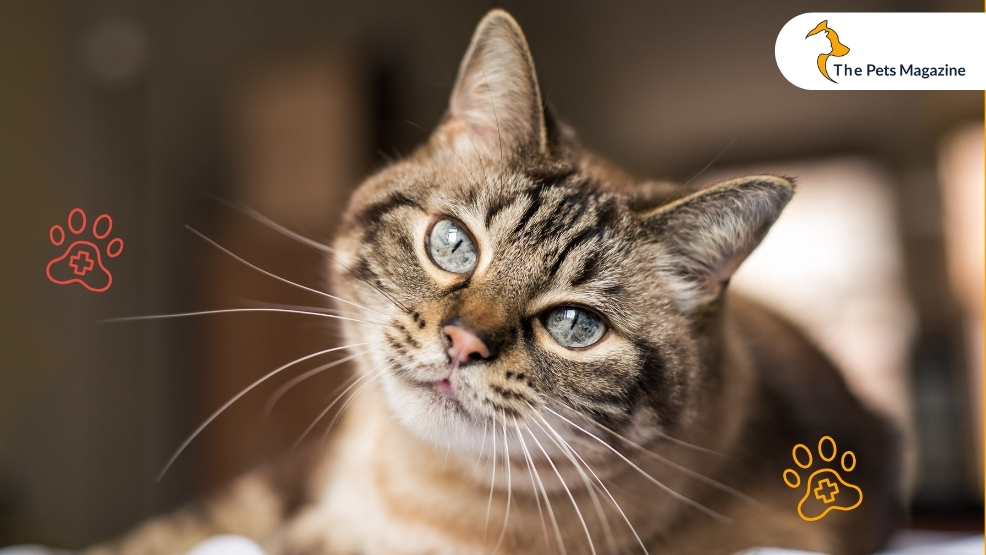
[
  {"x1": 400, "y1": 372, "x2": 470, "y2": 414},
  {"x1": 435, "y1": 378, "x2": 455, "y2": 397}
]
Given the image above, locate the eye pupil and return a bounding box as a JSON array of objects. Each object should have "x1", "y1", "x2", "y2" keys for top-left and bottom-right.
[
  {"x1": 545, "y1": 307, "x2": 606, "y2": 349},
  {"x1": 428, "y1": 219, "x2": 477, "y2": 274}
]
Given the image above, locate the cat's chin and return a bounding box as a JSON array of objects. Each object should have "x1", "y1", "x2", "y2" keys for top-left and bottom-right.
[{"x1": 379, "y1": 371, "x2": 493, "y2": 452}]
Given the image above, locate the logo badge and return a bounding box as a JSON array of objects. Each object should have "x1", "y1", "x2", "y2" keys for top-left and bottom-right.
[
  {"x1": 46, "y1": 208, "x2": 124, "y2": 292},
  {"x1": 782, "y1": 436, "x2": 863, "y2": 521},
  {"x1": 806, "y1": 20, "x2": 850, "y2": 83}
]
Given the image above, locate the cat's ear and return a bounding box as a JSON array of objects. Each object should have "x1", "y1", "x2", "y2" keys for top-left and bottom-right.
[
  {"x1": 641, "y1": 176, "x2": 794, "y2": 310},
  {"x1": 435, "y1": 9, "x2": 547, "y2": 157}
]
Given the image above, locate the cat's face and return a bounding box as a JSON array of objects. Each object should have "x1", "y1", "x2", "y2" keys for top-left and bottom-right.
[
  {"x1": 333, "y1": 156, "x2": 687, "y2": 451},
  {"x1": 331, "y1": 10, "x2": 792, "y2": 453}
]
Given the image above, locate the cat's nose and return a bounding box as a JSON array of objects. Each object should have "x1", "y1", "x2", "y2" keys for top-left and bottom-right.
[{"x1": 443, "y1": 324, "x2": 494, "y2": 366}]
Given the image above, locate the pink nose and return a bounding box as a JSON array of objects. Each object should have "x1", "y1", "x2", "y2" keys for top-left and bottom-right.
[{"x1": 443, "y1": 324, "x2": 492, "y2": 365}]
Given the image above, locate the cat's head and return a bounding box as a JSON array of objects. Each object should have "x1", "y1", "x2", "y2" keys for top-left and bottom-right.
[{"x1": 331, "y1": 10, "x2": 792, "y2": 452}]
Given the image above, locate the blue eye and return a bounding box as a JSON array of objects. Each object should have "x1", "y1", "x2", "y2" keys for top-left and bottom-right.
[
  {"x1": 428, "y1": 218, "x2": 477, "y2": 274},
  {"x1": 544, "y1": 307, "x2": 607, "y2": 348}
]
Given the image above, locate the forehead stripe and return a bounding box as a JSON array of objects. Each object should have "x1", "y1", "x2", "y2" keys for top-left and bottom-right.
[
  {"x1": 545, "y1": 225, "x2": 602, "y2": 282},
  {"x1": 354, "y1": 192, "x2": 423, "y2": 227}
]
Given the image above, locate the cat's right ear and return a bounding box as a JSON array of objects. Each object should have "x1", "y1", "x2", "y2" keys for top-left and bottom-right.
[
  {"x1": 640, "y1": 175, "x2": 794, "y2": 312},
  {"x1": 433, "y1": 10, "x2": 548, "y2": 158}
]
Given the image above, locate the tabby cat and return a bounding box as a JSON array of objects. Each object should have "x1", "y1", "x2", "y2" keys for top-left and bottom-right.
[{"x1": 90, "y1": 9, "x2": 901, "y2": 555}]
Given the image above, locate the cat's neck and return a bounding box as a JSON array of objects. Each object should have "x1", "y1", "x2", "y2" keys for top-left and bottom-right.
[{"x1": 321, "y1": 382, "x2": 712, "y2": 554}]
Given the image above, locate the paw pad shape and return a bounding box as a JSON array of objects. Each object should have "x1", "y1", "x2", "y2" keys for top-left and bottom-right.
[
  {"x1": 783, "y1": 436, "x2": 862, "y2": 522},
  {"x1": 46, "y1": 208, "x2": 123, "y2": 292}
]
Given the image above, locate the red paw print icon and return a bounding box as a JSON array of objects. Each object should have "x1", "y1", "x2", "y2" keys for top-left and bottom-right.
[{"x1": 46, "y1": 208, "x2": 123, "y2": 292}]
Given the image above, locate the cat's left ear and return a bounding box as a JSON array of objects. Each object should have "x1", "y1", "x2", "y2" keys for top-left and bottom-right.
[
  {"x1": 435, "y1": 9, "x2": 547, "y2": 157},
  {"x1": 641, "y1": 175, "x2": 794, "y2": 310}
]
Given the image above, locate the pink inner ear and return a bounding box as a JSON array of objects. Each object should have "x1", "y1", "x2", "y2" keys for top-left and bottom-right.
[
  {"x1": 714, "y1": 243, "x2": 754, "y2": 284},
  {"x1": 434, "y1": 10, "x2": 546, "y2": 159},
  {"x1": 437, "y1": 111, "x2": 504, "y2": 156}
]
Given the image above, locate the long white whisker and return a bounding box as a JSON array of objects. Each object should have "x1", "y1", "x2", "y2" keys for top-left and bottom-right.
[
  {"x1": 404, "y1": 119, "x2": 485, "y2": 192},
  {"x1": 158, "y1": 343, "x2": 368, "y2": 479},
  {"x1": 514, "y1": 419, "x2": 552, "y2": 553},
  {"x1": 202, "y1": 200, "x2": 412, "y2": 315},
  {"x1": 264, "y1": 350, "x2": 369, "y2": 415},
  {"x1": 536, "y1": 413, "x2": 646, "y2": 554},
  {"x1": 650, "y1": 432, "x2": 725, "y2": 458},
  {"x1": 186, "y1": 226, "x2": 387, "y2": 317},
  {"x1": 477, "y1": 59, "x2": 504, "y2": 189},
  {"x1": 443, "y1": 437, "x2": 452, "y2": 472},
  {"x1": 547, "y1": 401, "x2": 722, "y2": 457},
  {"x1": 485, "y1": 414, "x2": 498, "y2": 539},
  {"x1": 546, "y1": 405, "x2": 751, "y2": 504},
  {"x1": 470, "y1": 418, "x2": 490, "y2": 484},
  {"x1": 204, "y1": 194, "x2": 337, "y2": 255},
  {"x1": 532, "y1": 415, "x2": 615, "y2": 554},
  {"x1": 560, "y1": 438, "x2": 647, "y2": 555},
  {"x1": 244, "y1": 299, "x2": 376, "y2": 320},
  {"x1": 536, "y1": 413, "x2": 648, "y2": 554},
  {"x1": 492, "y1": 410, "x2": 512, "y2": 554},
  {"x1": 525, "y1": 423, "x2": 597, "y2": 555},
  {"x1": 542, "y1": 406, "x2": 728, "y2": 522},
  {"x1": 319, "y1": 366, "x2": 390, "y2": 444},
  {"x1": 293, "y1": 365, "x2": 387, "y2": 450},
  {"x1": 523, "y1": 424, "x2": 568, "y2": 555},
  {"x1": 103, "y1": 308, "x2": 388, "y2": 328}
]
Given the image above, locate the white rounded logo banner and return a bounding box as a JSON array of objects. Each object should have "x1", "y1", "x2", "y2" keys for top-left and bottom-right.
[{"x1": 776, "y1": 13, "x2": 986, "y2": 90}]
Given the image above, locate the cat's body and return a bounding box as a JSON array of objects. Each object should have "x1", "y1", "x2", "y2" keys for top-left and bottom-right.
[{"x1": 89, "y1": 10, "x2": 901, "y2": 555}]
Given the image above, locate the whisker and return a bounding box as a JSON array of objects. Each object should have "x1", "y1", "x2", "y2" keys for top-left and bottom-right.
[
  {"x1": 462, "y1": 129, "x2": 493, "y2": 190},
  {"x1": 491, "y1": 410, "x2": 512, "y2": 555},
  {"x1": 103, "y1": 307, "x2": 388, "y2": 328},
  {"x1": 485, "y1": 413, "x2": 498, "y2": 539},
  {"x1": 650, "y1": 432, "x2": 725, "y2": 458},
  {"x1": 680, "y1": 137, "x2": 736, "y2": 190},
  {"x1": 319, "y1": 366, "x2": 390, "y2": 444},
  {"x1": 542, "y1": 407, "x2": 728, "y2": 522},
  {"x1": 531, "y1": 415, "x2": 615, "y2": 555},
  {"x1": 244, "y1": 299, "x2": 376, "y2": 320},
  {"x1": 292, "y1": 366, "x2": 387, "y2": 450},
  {"x1": 525, "y1": 423, "x2": 597, "y2": 555},
  {"x1": 654, "y1": 137, "x2": 737, "y2": 212},
  {"x1": 477, "y1": 59, "x2": 504, "y2": 189},
  {"x1": 264, "y1": 350, "x2": 369, "y2": 416},
  {"x1": 442, "y1": 436, "x2": 452, "y2": 472},
  {"x1": 404, "y1": 119, "x2": 485, "y2": 192},
  {"x1": 525, "y1": 424, "x2": 567, "y2": 555},
  {"x1": 157, "y1": 342, "x2": 369, "y2": 479},
  {"x1": 513, "y1": 418, "x2": 552, "y2": 554},
  {"x1": 534, "y1": 412, "x2": 645, "y2": 555},
  {"x1": 200, "y1": 200, "x2": 416, "y2": 315},
  {"x1": 470, "y1": 418, "x2": 490, "y2": 484},
  {"x1": 202, "y1": 194, "x2": 413, "y2": 314},
  {"x1": 546, "y1": 405, "x2": 752, "y2": 505},
  {"x1": 202, "y1": 192, "x2": 337, "y2": 255},
  {"x1": 186, "y1": 226, "x2": 388, "y2": 318}
]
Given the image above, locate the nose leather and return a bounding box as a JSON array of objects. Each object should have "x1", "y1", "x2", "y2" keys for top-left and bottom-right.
[{"x1": 443, "y1": 324, "x2": 492, "y2": 366}]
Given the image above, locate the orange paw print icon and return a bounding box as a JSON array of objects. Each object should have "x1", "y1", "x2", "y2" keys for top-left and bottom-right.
[
  {"x1": 46, "y1": 208, "x2": 123, "y2": 292},
  {"x1": 783, "y1": 436, "x2": 862, "y2": 522}
]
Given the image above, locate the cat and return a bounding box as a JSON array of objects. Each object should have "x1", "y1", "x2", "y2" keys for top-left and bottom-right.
[{"x1": 88, "y1": 9, "x2": 902, "y2": 555}]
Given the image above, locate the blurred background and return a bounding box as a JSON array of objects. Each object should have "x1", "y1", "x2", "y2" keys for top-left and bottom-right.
[{"x1": 0, "y1": 0, "x2": 982, "y2": 548}]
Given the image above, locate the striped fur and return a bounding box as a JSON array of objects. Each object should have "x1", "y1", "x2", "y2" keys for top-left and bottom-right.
[{"x1": 88, "y1": 9, "x2": 901, "y2": 555}]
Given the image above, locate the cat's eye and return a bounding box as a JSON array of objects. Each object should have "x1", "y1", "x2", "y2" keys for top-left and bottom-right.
[
  {"x1": 427, "y1": 218, "x2": 478, "y2": 274},
  {"x1": 543, "y1": 307, "x2": 607, "y2": 349}
]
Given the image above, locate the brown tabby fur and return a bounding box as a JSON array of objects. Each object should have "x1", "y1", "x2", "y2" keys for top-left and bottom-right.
[{"x1": 88, "y1": 9, "x2": 901, "y2": 555}]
